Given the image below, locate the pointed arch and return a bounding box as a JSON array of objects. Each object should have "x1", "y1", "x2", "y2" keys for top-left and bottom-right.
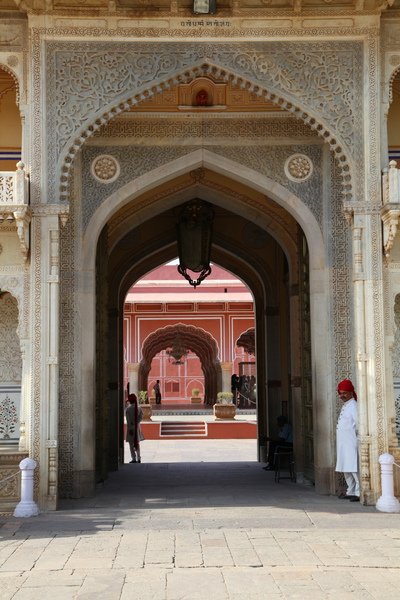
[
  {"x1": 59, "y1": 60, "x2": 353, "y2": 203},
  {"x1": 83, "y1": 150, "x2": 324, "y2": 272}
]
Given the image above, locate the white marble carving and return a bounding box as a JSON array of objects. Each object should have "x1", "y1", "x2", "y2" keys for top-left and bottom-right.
[
  {"x1": 90, "y1": 154, "x2": 120, "y2": 183},
  {"x1": 393, "y1": 380, "x2": 400, "y2": 442},
  {"x1": 284, "y1": 154, "x2": 313, "y2": 182},
  {"x1": 0, "y1": 388, "x2": 20, "y2": 442}
]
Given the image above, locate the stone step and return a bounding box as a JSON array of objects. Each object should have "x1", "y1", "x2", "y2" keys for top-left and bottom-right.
[{"x1": 160, "y1": 421, "x2": 207, "y2": 437}]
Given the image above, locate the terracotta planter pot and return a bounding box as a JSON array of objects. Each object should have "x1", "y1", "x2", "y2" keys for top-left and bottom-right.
[
  {"x1": 213, "y1": 403, "x2": 236, "y2": 420},
  {"x1": 191, "y1": 396, "x2": 202, "y2": 403},
  {"x1": 140, "y1": 404, "x2": 152, "y2": 421}
]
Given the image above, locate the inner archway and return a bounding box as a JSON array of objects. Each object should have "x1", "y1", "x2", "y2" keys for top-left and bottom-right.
[
  {"x1": 92, "y1": 177, "x2": 323, "y2": 491},
  {"x1": 139, "y1": 323, "x2": 221, "y2": 406}
]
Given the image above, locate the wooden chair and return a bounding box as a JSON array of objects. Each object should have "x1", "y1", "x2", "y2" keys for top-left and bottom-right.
[{"x1": 274, "y1": 445, "x2": 295, "y2": 483}]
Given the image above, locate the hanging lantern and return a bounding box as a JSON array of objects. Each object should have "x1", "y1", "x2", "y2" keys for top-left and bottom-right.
[
  {"x1": 176, "y1": 199, "x2": 214, "y2": 288},
  {"x1": 166, "y1": 335, "x2": 189, "y2": 365}
]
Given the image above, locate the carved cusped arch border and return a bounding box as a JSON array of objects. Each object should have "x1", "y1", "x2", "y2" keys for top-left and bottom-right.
[
  {"x1": 59, "y1": 61, "x2": 354, "y2": 206},
  {"x1": 0, "y1": 274, "x2": 24, "y2": 338},
  {"x1": 139, "y1": 322, "x2": 221, "y2": 405},
  {"x1": 236, "y1": 327, "x2": 255, "y2": 356},
  {"x1": 388, "y1": 62, "x2": 400, "y2": 107},
  {"x1": 0, "y1": 62, "x2": 21, "y2": 107},
  {"x1": 0, "y1": 274, "x2": 23, "y2": 311}
]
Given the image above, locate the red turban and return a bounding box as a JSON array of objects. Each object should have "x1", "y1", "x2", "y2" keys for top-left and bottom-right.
[{"x1": 337, "y1": 379, "x2": 357, "y2": 401}]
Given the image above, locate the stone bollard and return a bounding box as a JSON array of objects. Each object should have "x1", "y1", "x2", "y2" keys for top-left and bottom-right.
[
  {"x1": 376, "y1": 453, "x2": 400, "y2": 513},
  {"x1": 13, "y1": 458, "x2": 39, "y2": 518}
]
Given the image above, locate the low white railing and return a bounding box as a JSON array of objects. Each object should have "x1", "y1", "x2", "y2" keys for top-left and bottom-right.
[
  {"x1": 13, "y1": 458, "x2": 39, "y2": 518},
  {"x1": 0, "y1": 162, "x2": 29, "y2": 206},
  {"x1": 376, "y1": 453, "x2": 400, "y2": 513}
]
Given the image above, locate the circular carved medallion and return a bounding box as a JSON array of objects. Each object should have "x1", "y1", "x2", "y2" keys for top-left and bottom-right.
[
  {"x1": 7, "y1": 55, "x2": 18, "y2": 68},
  {"x1": 284, "y1": 154, "x2": 313, "y2": 182},
  {"x1": 91, "y1": 155, "x2": 120, "y2": 184}
]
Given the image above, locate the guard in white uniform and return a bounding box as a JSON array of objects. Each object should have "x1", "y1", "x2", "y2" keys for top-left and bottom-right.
[{"x1": 335, "y1": 379, "x2": 359, "y2": 501}]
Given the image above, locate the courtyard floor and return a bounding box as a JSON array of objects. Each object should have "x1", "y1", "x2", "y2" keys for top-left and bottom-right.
[{"x1": 0, "y1": 439, "x2": 399, "y2": 599}]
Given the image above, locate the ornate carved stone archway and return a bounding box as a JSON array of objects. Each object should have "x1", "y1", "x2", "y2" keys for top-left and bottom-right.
[
  {"x1": 39, "y1": 42, "x2": 360, "y2": 204},
  {"x1": 139, "y1": 323, "x2": 221, "y2": 405}
]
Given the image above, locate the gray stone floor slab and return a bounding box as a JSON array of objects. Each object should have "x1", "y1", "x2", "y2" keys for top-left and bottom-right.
[{"x1": 0, "y1": 440, "x2": 399, "y2": 599}]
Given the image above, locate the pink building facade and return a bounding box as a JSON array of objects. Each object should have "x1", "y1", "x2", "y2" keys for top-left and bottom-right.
[{"x1": 124, "y1": 264, "x2": 255, "y2": 404}]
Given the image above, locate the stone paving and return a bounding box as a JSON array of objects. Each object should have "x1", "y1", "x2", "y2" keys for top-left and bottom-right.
[{"x1": 0, "y1": 440, "x2": 399, "y2": 599}]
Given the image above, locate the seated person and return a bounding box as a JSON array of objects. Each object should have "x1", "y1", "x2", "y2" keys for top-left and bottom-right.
[{"x1": 263, "y1": 416, "x2": 293, "y2": 471}]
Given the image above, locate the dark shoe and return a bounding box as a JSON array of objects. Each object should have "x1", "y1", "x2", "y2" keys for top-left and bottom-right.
[
  {"x1": 338, "y1": 493, "x2": 349, "y2": 499},
  {"x1": 129, "y1": 460, "x2": 136, "y2": 463},
  {"x1": 263, "y1": 465, "x2": 274, "y2": 471},
  {"x1": 138, "y1": 459, "x2": 141, "y2": 463},
  {"x1": 349, "y1": 496, "x2": 360, "y2": 502}
]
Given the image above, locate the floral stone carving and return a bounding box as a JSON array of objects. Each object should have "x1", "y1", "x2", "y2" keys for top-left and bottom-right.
[
  {"x1": 284, "y1": 154, "x2": 313, "y2": 182},
  {"x1": 91, "y1": 155, "x2": 120, "y2": 184},
  {"x1": 0, "y1": 395, "x2": 18, "y2": 440}
]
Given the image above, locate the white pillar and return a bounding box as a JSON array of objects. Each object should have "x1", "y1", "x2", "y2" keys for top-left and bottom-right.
[
  {"x1": 127, "y1": 362, "x2": 140, "y2": 395},
  {"x1": 35, "y1": 214, "x2": 61, "y2": 510},
  {"x1": 13, "y1": 458, "x2": 39, "y2": 518},
  {"x1": 18, "y1": 338, "x2": 30, "y2": 452},
  {"x1": 221, "y1": 362, "x2": 232, "y2": 393},
  {"x1": 376, "y1": 453, "x2": 400, "y2": 513}
]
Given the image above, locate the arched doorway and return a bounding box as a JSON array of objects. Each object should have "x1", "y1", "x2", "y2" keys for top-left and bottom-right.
[{"x1": 88, "y1": 172, "x2": 326, "y2": 491}]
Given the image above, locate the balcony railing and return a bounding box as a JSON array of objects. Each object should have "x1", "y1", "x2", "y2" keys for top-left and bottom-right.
[
  {"x1": 0, "y1": 162, "x2": 30, "y2": 259},
  {"x1": 0, "y1": 162, "x2": 29, "y2": 207}
]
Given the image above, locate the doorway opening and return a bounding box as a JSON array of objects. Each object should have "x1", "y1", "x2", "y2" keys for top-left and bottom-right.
[
  {"x1": 122, "y1": 260, "x2": 258, "y2": 464},
  {"x1": 94, "y1": 186, "x2": 315, "y2": 490}
]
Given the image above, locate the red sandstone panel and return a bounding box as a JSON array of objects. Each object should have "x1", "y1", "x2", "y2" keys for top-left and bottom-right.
[
  {"x1": 166, "y1": 303, "x2": 195, "y2": 312},
  {"x1": 135, "y1": 303, "x2": 163, "y2": 312},
  {"x1": 197, "y1": 303, "x2": 226, "y2": 311},
  {"x1": 139, "y1": 421, "x2": 257, "y2": 440},
  {"x1": 228, "y1": 302, "x2": 253, "y2": 311}
]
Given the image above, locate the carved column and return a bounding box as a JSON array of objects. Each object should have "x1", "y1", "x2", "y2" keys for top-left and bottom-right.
[
  {"x1": 18, "y1": 338, "x2": 30, "y2": 452},
  {"x1": 352, "y1": 210, "x2": 386, "y2": 505},
  {"x1": 352, "y1": 219, "x2": 371, "y2": 502},
  {"x1": 36, "y1": 214, "x2": 61, "y2": 510}
]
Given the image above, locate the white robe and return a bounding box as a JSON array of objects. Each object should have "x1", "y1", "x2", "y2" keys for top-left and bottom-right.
[{"x1": 335, "y1": 398, "x2": 358, "y2": 472}]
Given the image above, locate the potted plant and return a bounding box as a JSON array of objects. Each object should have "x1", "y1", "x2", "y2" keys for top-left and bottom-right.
[
  {"x1": 213, "y1": 391, "x2": 236, "y2": 420},
  {"x1": 138, "y1": 390, "x2": 152, "y2": 421},
  {"x1": 191, "y1": 387, "x2": 202, "y2": 403}
]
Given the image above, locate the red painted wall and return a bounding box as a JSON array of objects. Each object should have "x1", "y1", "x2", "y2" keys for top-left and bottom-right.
[{"x1": 124, "y1": 263, "x2": 255, "y2": 402}]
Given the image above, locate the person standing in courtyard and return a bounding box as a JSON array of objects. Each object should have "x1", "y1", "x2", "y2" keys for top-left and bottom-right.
[
  {"x1": 153, "y1": 379, "x2": 162, "y2": 404},
  {"x1": 126, "y1": 393, "x2": 144, "y2": 463},
  {"x1": 336, "y1": 379, "x2": 359, "y2": 501}
]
